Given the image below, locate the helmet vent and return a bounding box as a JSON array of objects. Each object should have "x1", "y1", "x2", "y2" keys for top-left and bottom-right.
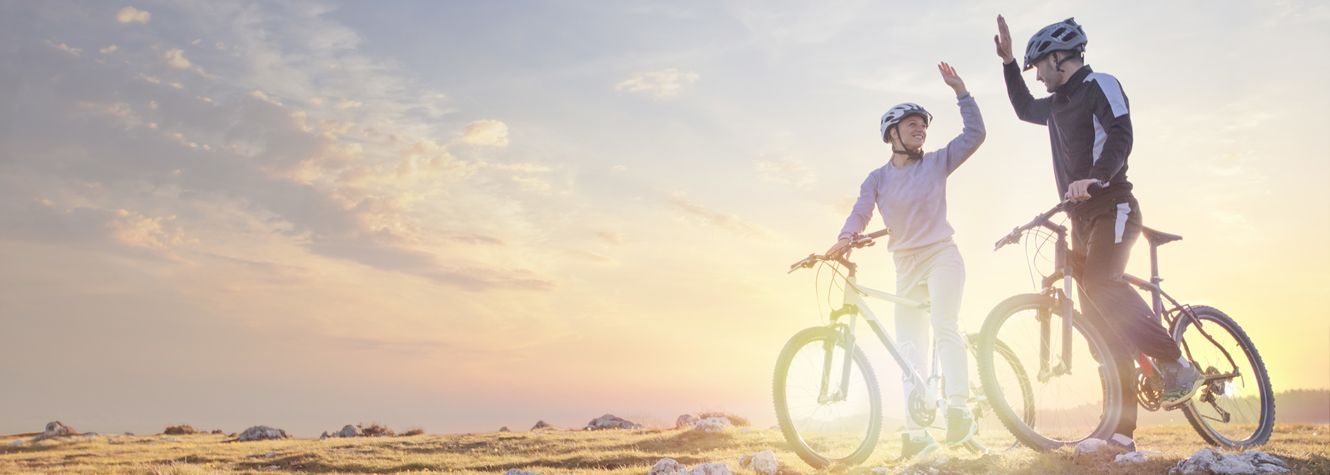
[
  {"x1": 1037, "y1": 40, "x2": 1051, "y2": 52},
  {"x1": 1051, "y1": 27, "x2": 1067, "y2": 37}
]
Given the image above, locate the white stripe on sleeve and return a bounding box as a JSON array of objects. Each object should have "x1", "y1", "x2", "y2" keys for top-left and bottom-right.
[{"x1": 1085, "y1": 73, "x2": 1129, "y2": 118}]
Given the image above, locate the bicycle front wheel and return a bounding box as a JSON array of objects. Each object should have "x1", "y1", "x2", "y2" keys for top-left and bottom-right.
[
  {"x1": 976, "y1": 294, "x2": 1122, "y2": 451},
  {"x1": 773, "y1": 326, "x2": 881, "y2": 468},
  {"x1": 1172, "y1": 306, "x2": 1275, "y2": 448},
  {"x1": 966, "y1": 333, "x2": 1033, "y2": 451}
]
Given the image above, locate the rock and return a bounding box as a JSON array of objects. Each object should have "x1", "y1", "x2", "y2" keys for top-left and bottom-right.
[
  {"x1": 503, "y1": 470, "x2": 542, "y2": 475},
  {"x1": 211, "y1": 430, "x2": 224, "y2": 435},
  {"x1": 32, "y1": 421, "x2": 78, "y2": 442},
  {"x1": 499, "y1": 426, "x2": 510, "y2": 432},
  {"x1": 675, "y1": 414, "x2": 697, "y2": 429},
  {"x1": 651, "y1": 458, "x2": 690, "y2": 475},
  {"x1": 338, "y1": 425, "x2": 359, "y2": 438},
  {"x1": 583, "y1": 414, "x2": 644, "y2": 431},
  {"x1": 691, "y1": 463, "x2": 733, "y2": 475},
  {"x1": 1115, "y1": 451, "x2": 1164, "y2": 465},
  {"x1": 264, "y1": 452, "x2": 276, "y2": 458},
  {"x1": 741, "y1": 450, "x2": 778, "y2": 475},
  {"x1": 124, "y1": 432, "x2": 134, "y2": 436},
  {"x1": 531, "y1": 420, "x2": 554, "y2": 431},
  {"x1": 693, "y1": 417, "x2": 733, "y2": 433},
  {"x1": 164, "y1": 425, "x2": 198, "y2": 435},
  {"x1": 1170, "y1": 448, "x2": 1290, "y2": 475},
  {"x1": 8, "y1": 440, "x2": 27, "y2": 447},
  {"x1": 235, "y1": 426, "x2": 289, "y2": 442},
  {"x1": 319, "y1": 431, "x2": 329, "y2": 440},
  {"x1": 1074, "y1": 438, "x2": 1108, "y2": 455}
]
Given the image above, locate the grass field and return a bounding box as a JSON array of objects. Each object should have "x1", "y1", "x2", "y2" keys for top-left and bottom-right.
[{"x1": 1, "y1": 424, "x2": 1326, "y2": 474}]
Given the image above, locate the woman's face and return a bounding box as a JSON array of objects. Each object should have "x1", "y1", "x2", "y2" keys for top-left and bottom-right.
[{"x1": 893, "y1": 115, "x2": 928, "y2": 150}]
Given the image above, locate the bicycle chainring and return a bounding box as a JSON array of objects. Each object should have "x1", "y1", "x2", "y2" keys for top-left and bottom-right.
[
  {"x1": 1136, "y1": 370, "x2": 1163, "y2": 411},
  {"x1": 907, "y1": 388, "x2": 936, "y2": 427}
]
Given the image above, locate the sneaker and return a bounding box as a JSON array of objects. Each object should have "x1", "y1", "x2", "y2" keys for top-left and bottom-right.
[
  {"x1": 895, "y1": 431, "x2": 940, "y2": 462},
  {"x1": 1160, "y1": 361, "x2": 1206, "y2": 408},
  {"x1": 1105, "y1": 433, "x2": 1136, "y2": 453},
  {"x1": 945, "y1": 407, "x2": 977, "y2": 446}
]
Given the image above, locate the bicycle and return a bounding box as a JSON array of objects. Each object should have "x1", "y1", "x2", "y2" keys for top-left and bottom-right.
[
  {"x1": 773, "y1": 230, "x2": 1035, "y2": 468},
  {"x1": 974, "y1": 200, "x2": 1274, "y2": 451}
]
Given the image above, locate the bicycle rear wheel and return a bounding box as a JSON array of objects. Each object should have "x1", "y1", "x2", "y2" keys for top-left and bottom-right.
[
  {"x1": 976, "y1": 294, "x2": 1122, "y2": 450},
  {"x1": 1172, "y1": 306, "x2": 1275, "y2": 448},
  {"x1": 773, "y1": 326, "x2": 881, "y2": 468}
]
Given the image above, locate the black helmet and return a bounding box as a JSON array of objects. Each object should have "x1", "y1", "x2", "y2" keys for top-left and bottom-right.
[{"x1": 1023, "y1": 18, "x2": 1087, "y2": 71}]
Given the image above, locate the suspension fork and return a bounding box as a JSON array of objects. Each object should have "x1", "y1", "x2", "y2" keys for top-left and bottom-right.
[{"x1": 820, "y1": 298, "x2": 862, "y2": 403}]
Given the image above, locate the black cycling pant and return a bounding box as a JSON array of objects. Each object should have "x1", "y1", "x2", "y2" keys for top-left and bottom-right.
[{"x1": 1070, "y1": 197, "x2": 1181, "y2": 438}]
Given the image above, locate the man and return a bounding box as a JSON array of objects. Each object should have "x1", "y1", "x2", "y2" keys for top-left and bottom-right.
[{"x1": 992, "y1": 15, "x2": 1205, "y2": 451}]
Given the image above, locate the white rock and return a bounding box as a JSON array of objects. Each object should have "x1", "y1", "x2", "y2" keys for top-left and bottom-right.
[
  {"x1": 675, "y1": 415, "x2": 697, "y2": 429},
  {"x1": 693, "y1": 417, "x2": 733, "y2": 433},
  {"x1": 8, "y1": 440, "x2": 27, "y2": 447},
  {"x1": 651, "y1": 458, "x2": 689, "y2": 475},
  {"x1": 690, "y1": 463, "x2": 733, "y2": 475},
  {"x1": 1115, "y1": 451, "x2": 1163, "y2": 464},
  {"x1": 742, "y1": 450, "x2": 778, "y2": 475},
  {"x1": 31, "y1": 421, "x2": 78, "y2": 442},
  {"x1": 583, "y1": 414, "x2": 644, "y2": 430},
  {"x1": 504, "y1": 470, "x2": 543, "y2": 475},
  {"x1": 1171, "y1": 448, "x2": 1281, "y2": 475},
  {"x1": 235, "y1": 426, "x2": 289, "y2": 442},
  {"x1": 1074, "y1": 438, "x2": 1108, "y2": 455}
]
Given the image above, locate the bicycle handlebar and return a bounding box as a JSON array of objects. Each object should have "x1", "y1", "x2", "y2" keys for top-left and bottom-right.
[
  {"x1": 788, "y1": 228, "x2": 891, "y2": 273},
  {"x1": 993, "y1": 199, "x2": 1072, "y2": 251}
]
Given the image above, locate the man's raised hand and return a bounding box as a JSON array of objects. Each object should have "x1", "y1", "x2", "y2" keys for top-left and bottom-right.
[{"x1": 995, "y1": 15, "x2": 1015, "y2": 64}]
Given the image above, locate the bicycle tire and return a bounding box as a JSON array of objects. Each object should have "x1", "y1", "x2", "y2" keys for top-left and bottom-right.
[
  {"x1": 1172, "y1": 306, "x2": 1275, "y2": 448},
  {"x1": 773, "y1": 326, "x2": 882, "y2": 468},
  {"x1": 965, "y1": 333, "x2": 1034, "y2": 451},
  {"x1": 976, "y1": 293, "x2": 1122, "y2": 451}
]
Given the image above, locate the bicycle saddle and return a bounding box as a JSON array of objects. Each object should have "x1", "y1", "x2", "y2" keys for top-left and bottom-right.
[{"x1": 1142, "y1": 226, "x2": 1182, "y2": 247}]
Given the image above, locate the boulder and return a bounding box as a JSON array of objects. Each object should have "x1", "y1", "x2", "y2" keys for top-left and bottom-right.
[
  {"x1": 164, "y1": 425, "x2": 198, "y2": 435},
  {"x1": 693, "y1": 417, "x2": 732, "y2": 433},
  {"x1": 1170, "y1": 448, "x2": 1289, "y2": 474},
  {"x1": 531, "y1": 420, "x2": 554, "y2": 431},
  {"x1": 319, "y1": 431, "x2": 330, "y2": 440},
  {"x1": 211, "y1": 430, "x2": 224, "y2": 435},
  {"x1": 338, "y1": 425, "x2": 359, "y2": 438},
  {"x1": 8, "y1": 440, "x2": 27, "y2": 447},
  {"x1": 739, "y1": 450, "x2": 778, "y2": 475},
  {"x1": 499, "y1": 427, "x2": 511, "y2": 432},
  {"x1": 1073, "y1": 438, "x2": 1108, "y2": 455},
  {"x1": 583, "y1": 414, "x2": 644, "y2": 431},
  {"x1": 675, "y1": 414, "x2": 697, "y2": 429},
  {"x1": 504, "y1": 470, "x2": 543, "y2": 475},
  {"x1": 651, "y1": 458, "x2": 690, "y2": 475},
  {"x1": 1115, "y1": 451, "x2": 1164, "y2": 465},
  {"x1": 32, "y1": 421, "x2": 78, "y2": 442},
  {"x1": 235, "y1": 426, "x2": 289, "y2": 442}
]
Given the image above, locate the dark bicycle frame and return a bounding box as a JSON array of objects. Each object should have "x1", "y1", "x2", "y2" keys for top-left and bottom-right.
[{"x1": 993, "y1": 201, "x2": 1243, "y2": 401}]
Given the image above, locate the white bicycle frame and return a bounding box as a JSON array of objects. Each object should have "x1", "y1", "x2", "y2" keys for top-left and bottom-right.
[{"x1": 821, "y1": 263, "x2": 936, "y2": 406}]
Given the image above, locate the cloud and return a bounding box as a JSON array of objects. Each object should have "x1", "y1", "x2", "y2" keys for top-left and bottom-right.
[
  {"x1": 755, "y1": 159, "x2": 814, "y2": 187},
  {"x1": 669, "y1": 194, "x2": 777, "y2": 241},
  {"x1": 616, "y1": 68, "x2": 700, "y2": 98},
  {"x1": 595, "y1": 231, "x2": 624, "y2": 245},
  {"x1": 334, "y1": 99, "x2": 362, "y2": 109},
  {"x1": 117, "y1": 6, "x2": 151, "y2": 24},
  {"x1": 45, "y1": 40, "x2": 82, "y2": 56},
  {"x1": 164, "y1": 48, "x2": 191, "y2": 69},
  {"x1": 460, "y1": 119, "x2": 509, "y2": 147},
  {"x1": 100, "y1": 45, "x2": 118, "y2": 54}
]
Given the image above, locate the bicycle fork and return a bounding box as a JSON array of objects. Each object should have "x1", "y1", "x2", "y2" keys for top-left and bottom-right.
[{"x1": 1038, "y1": 233, "x2": 1076, "y2": 383}]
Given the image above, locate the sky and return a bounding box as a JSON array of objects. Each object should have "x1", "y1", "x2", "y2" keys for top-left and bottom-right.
[{"x1": 1, "y1": 0, "x2": 1327, "y2": 437}]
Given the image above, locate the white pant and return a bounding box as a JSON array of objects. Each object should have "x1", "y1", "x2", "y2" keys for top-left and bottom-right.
[{"x1": 892, "y1": 239, "x2": 967, "y2": 428}]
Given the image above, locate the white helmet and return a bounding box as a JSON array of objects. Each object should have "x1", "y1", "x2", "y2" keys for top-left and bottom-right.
[{"x1": 880, "y1": 103, "x2": 932, "y2": 143}]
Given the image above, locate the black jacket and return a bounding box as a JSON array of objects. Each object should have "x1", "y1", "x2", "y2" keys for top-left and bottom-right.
[{"x1": 1004, "y1": 62, "x2": 1135, "y2": 217}]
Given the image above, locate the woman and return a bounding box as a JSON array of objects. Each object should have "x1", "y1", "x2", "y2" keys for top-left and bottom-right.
[{"x1": 827, "y1": 62, "x2": 984, "y2": 461}]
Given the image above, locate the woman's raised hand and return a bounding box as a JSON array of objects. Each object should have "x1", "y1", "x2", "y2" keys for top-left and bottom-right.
[{"x1": 938, "y1": 62, "x2": 967, "y2": 96}]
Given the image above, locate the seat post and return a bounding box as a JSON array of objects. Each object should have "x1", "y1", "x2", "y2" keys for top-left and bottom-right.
[{"x1": 1149, "y1": 243, "x2": 1164, "y2": 317}]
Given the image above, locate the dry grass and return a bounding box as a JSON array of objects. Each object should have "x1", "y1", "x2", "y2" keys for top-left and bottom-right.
[
  {"x1": 0, "y1": 424, "x2": 1324, "y2": 474},
  {"x1": 696, "y1": 412, "x2": 751, "y2": 428}
]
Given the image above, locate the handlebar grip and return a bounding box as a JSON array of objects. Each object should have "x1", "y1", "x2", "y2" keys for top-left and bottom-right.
[{"x1": 865, "y1": 228, "x2": 891, "y2": 239}]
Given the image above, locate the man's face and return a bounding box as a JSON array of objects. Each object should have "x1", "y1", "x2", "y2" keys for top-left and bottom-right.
[
  {"x1": 893, "y1": 115, "x2": 928, "y2": 150},
  {"x1": 1033, "y1": 53, "x2": 1065, "y2": 93}
]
